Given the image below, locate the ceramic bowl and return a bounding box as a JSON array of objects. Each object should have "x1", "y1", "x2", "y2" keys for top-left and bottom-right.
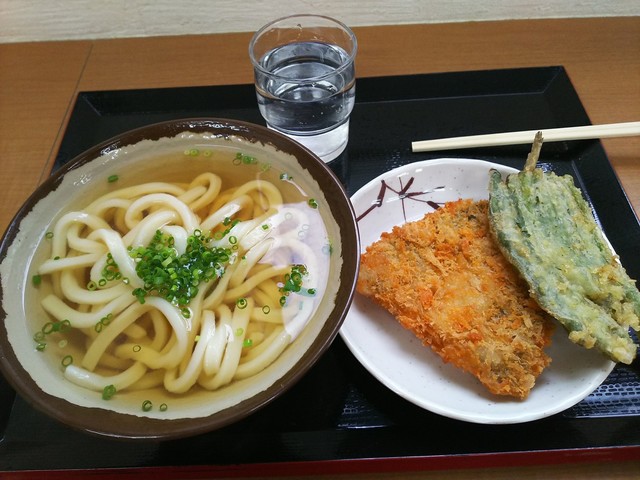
[{"x1": 0, "y1": 118, "x2": 359, "y2": 440}]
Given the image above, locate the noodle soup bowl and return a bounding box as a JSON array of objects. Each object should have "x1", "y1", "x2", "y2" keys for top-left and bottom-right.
[{"x1": 0, "y1": 118, "x2": 359, "y2": 439}]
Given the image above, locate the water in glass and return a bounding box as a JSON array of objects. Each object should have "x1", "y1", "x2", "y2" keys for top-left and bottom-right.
[{"x1": 255, "y1": 41, "x2": 355, "y2": 161}]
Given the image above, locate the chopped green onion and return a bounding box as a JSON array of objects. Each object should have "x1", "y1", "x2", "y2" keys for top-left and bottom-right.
[
  {"x1": 133, "y1": 344, "x2": 141, "y2": 352},
  {"x1": 159, "y1": 403, "x2": 168, "y2": 412},
  {"x1": 243, "y1": 338, "x2": 253, "y2": 348},
  {"x1": 128, "y1": 229, "x2": 231, "y2": 307},
  {"x1": 142, "y1": 400, "x2": 153, "y2": 412},
  {"x1": 277, "y1": 264, "x2": 310, "y2": 305},
  {"x1": 34, "y1": 318, "x2": 72, "y2": 350},
  {"x1": 236, "y1": 298, "x2": 248, "y2": 309},
  {"x1": 234, "y1": 152, "x2": 257, "y2": 165},
  {"x1": 107, "y1": 174, "x2": 119, "y2": 183},
  {"x1": 61, "y1": 355, "x2": 73, "y2": 367},
  {"x1": 308, "y1": 198, "x2": 318, "y2": 209},
  {"x1": 235, "y1": 327, "x2": 244, "y2": 337},
  {"x1": 32, "y1": 274, "x2": 42, "y2": 286},
  {"x1": 102, "y1": 384, "x2": 116, "y2": 400},
  {"x1": 262, "y1": 305, "x2": 271, "y2": 314},
  {"x1": 45, "y1": 231, "x2": 54, "y2": 239}
]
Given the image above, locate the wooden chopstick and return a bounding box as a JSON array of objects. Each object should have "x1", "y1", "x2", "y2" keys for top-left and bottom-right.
[{"x1": 411, "y1": 121, "x2": 640, "y2": 152}]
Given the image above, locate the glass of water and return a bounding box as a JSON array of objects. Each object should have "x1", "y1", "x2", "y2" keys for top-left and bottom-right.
[{"x1": 249, "y1": 14, "x2": 357, "y2": 163}]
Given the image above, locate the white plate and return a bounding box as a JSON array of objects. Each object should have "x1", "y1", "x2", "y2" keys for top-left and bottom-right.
[{"x1": 340, "y1": 158, "x2": 615, "y2": 424}]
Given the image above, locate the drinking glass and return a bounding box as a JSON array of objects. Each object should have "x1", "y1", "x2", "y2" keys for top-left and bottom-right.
[{"x1": 249, "y1": 14, "x2": 357, "y2": 163}]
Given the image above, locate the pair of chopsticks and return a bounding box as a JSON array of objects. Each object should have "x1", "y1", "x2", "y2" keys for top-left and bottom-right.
[{"x1": 411, "y1": 121, "x2": 640, "y2": 152}]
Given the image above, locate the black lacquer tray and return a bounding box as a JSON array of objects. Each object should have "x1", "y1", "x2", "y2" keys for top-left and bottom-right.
[{"x1": 1, "y1": 67, "x2": 639, "y2": 478}]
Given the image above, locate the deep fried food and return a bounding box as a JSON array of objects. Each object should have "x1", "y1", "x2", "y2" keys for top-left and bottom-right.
[
  {"x1": 488, "y1": 132, "x2": 639, "y2": 364},
  {"x1": 357, "y1": 199, "x2": 554, "y2": 400}
]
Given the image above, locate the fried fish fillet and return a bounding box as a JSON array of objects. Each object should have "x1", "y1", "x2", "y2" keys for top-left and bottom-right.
[
  {"x1": 357, "y1": 199, "x2": 554, "y2": 399},
  {"x1": 488, "y1": 133, "x2": 640, "y2": 364}
]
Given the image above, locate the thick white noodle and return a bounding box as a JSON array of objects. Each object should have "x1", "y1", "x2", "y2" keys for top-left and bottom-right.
[
  {"x1": 64, "y1": 362, "x2": 147, "y2": 392},
  {"x1": 234, "y1": 327, "x2": 291, "y2": 380},
  {"x1": 197, "y1": 300, "x2": 252, "y2": 390},
  {"x1": 34, "y1": 173, "x2": 322, "y2": 398},
  {"x1": 81, "y1": 296, "x2": 189, "y2": 371},
  {"x1": 163, "y1": 311, "x2": 216, "y2": 393},
  {"x1": 88, "y1": 229, "x2": 144, "y2": 288},
  {"x1": 200, "y1": 195, "x2": 251, "y2": 232},
  {"x1": 41, "y1": 293, "x2": 136, "y2": 328},
  {"x1": 124, "y1": 210, "x2": 177, "y2": 247},
  {"x1": 124, "y1": 193, "x2": 200, "y2": 233},
  {"x1": 202, "y1": 309, "x2": 231, "y2": 376}
]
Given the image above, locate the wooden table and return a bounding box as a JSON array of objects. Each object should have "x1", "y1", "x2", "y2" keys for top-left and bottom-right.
[{"x1": 1, "y1": 16, "x2": 639, "y2": 479}]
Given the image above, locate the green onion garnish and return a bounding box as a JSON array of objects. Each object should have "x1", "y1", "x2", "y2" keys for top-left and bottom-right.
[
  {"x1": 42, "y1": 322, "x2": 55, "y2": 334},
  {"x1": 32, "y1": 275, "x2": 42, "y2": 286},
  {"x1": 34, "y1": 319, "x2": 71, "y2": 351},
  {"x1": 277, "y1": 264, "x2": 309, "y2": 305},
  {"x1": 128, "y1": 229, "x2": 231, "y2": 307},
  {"x1": 142, "y1": 400, "x2": 153, "y2": 412},
  {"x1": 102, "y1": 384, "x2": 116, "y2": 400},
  {"x1": 61, "y1": 355, "x2": 73, "y2": 367},
  {"x1": 107, "y1": 174, "x2": 119, "y2": 183},
  {"x1": 234, "y1": 152, "x2": 257, "y2": 165}
]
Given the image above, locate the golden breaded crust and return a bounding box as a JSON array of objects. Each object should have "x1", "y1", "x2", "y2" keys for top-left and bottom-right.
[{"x1": 357, "y1": 199, "x2": 554, "y2": 399}]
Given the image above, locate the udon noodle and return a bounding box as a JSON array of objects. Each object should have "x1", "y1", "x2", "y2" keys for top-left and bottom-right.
[{"x1": 32, "y1": 152, "x2": 331, "y2": 400}]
